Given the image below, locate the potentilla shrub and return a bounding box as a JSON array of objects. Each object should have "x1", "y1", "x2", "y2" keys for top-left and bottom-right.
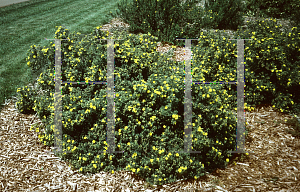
[
  {"x1": 25, "y1": 25, "x2": 241, "y2": 186},
  {"x1": 108, "y1": 0, "x2": 214, "y2": 48},
  {"x1": 189, "y1": 18, "x2": 300, "y2": 117},
  {"x1": 241, "y1": 18, "x2": 300, "y2": 113},
  {"x1": 15, "y1": 85, "x2": 38, "y2": 114}
]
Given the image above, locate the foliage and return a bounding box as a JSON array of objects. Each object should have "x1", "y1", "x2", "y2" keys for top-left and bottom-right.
[
  {"x1": 15, "y1": 84, "x2": 38, "y2": 114},
  {"x1": 233, "y1": 17, "x2": 300, "y2": 115},
  {"x1": 244, "y1": 0, "x2": 300, "y2": 21},
  {"x1": 288, "y1": 0, "x2": 300, "y2": 28},
  {"x1": 22, "y1": 25, "x2": 241, "y2": 186},
  {"x1": 107, "y1": 0, "x2": 219, "y2": 49},
  {"x1": 203, "y1": 0, "x2": 247, "y2": 31}
]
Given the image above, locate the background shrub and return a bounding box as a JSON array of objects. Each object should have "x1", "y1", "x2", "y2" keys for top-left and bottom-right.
[
  {"x1": 245, "y1": 0, "x2": 300, "y2": 21},
  {"x1": 288, "y1": 0, "x2": 300, "y2": 28},
  {"x1": 108, "y1": 0, "x2": 221, "y2": 49},
  {"x1": 203, "y1": 0, "x2": 247, "y2": 31}
]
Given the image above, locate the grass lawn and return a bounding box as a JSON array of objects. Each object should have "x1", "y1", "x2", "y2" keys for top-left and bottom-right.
[{"x1": 0, "y1": 0, "x2": 120, "y2": 112}]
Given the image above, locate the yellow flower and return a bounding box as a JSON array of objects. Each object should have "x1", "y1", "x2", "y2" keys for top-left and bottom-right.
[{"x1": 132, "y1": 153, "x2": 137, "y2": 158}]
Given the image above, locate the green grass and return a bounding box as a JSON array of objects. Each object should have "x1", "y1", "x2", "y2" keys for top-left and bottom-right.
[{"x1": 0, "y1": 0, "x2": 120, "y2": 112}]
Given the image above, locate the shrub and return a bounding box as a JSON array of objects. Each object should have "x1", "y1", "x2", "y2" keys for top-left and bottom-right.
[
  {"x1": 203, "y1": 0, "x2": 247, "y2": 31},
  {"x1": 288, "y1": 0, "x2": 300, "y2": 28},
  {"x1": 184, "y1": 13, "x2": 300, "y2": 127},
  {"x1": 15, "y1": 84, "x2": 38, "y2": 114},
  {"x1": 107, "y1": 0, "x2": 218, "y2": 49},
  {"x1": 245, "y1": 0, "x2": 300, "y2": 20},
  {"x1": 24, "y1": 25, "x2": 242, "y2": 186},
  {"x1": 26, "y1": 44, "x2": 52, "y2": 74},
  {"x1": 233, "y1": 17, "x2": 300, "y2": 115}
]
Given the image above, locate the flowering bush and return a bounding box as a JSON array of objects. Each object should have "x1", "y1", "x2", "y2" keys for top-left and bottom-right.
[
  {"x1": 15, "y1": 85, "x2": 38, "y2": 114},
  {"x1": 234, "y1": 17, "x2": 300, "y2": 115},
  {"x1": 184, "y1": 15, "x2": 300, "y2": 116},
  {"x1": 22, "y1": 25, "x2": 242, "y2": 185}
]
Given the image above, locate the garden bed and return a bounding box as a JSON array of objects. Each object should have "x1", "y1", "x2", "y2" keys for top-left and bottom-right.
[{"x1": 0, "y1": 7, "x2": 299, "y2": 191}]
